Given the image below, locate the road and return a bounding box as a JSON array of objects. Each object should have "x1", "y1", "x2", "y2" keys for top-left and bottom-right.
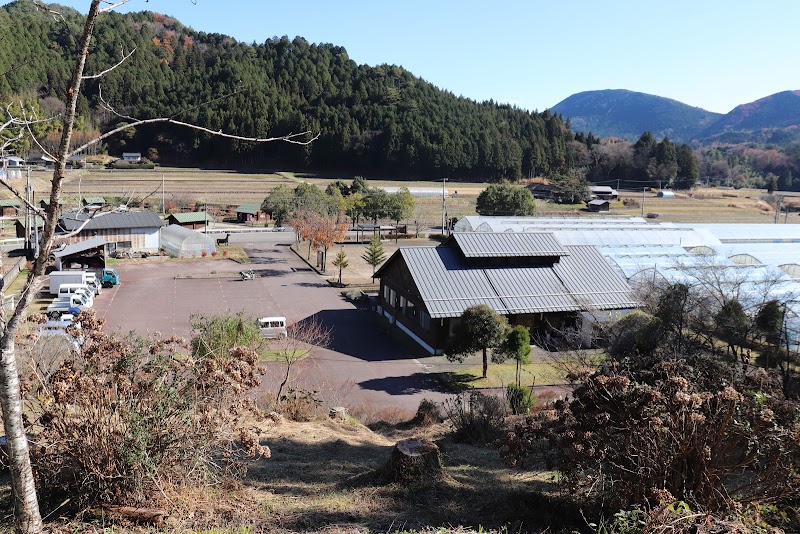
[{"x1": 94, "y1": 232, "x2": 454, "y2": 412}]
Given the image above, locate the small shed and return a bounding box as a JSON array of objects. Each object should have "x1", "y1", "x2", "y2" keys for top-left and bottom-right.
[
  {"x1": 589, "y1": 185, "x2": 619, "y2": 200},
  {"x1": 587, "y1": 199, "x2": 610, "y2": 212},
  {"x1": 15, "y1": 215, "x2": 45, "y2": 239},
  {"x1": 160, "y1": 224, "x2": 216, "y2": 258},
  {"x1": 40, "y1": 198, "x2": 64, "y2": 215},
  {"x1": 656, "y1": 190, "x2": 675, "y2": 198},
  {"x1": 122, "y1": 152, "x2": 142, "y2": 163},
  {"x1": 1, "y1": 156, "x2": 25, "y2": 168},
  {"x1": 82, "y1": 197, "x2": 106, "y2": 207},
  {"x1": 235, "y1": 203, "x2": 268, "y2": 223},
  {"x1": 0, "y1": 198, "x2": 21, "y2": 217},
  {"x1": 166, "y1": 211, "x2": 208, "y2": 230}
]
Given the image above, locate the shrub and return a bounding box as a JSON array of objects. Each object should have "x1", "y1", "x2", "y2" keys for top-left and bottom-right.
[
  {"x1": 443, "y1": 391, "x2": 508, "y2": 444},
  {"x1": 499, "y1": 354, "x2": 800, "y2": 511},
  {"x1": 412, "y1": 398, "x2": 444, "y2": 426},
  {"x1": 278, "y1": 388, "x2": 322, "y2": 421},
  {"x1": 26, "y1": 311, "x2": 268, "y2": 511},
  {"x1": 202, "y1": 250, "x2": 208, "y2": 257},
  {"x1": 506, "y1": 384, "x2": 535, "y2": 415}
]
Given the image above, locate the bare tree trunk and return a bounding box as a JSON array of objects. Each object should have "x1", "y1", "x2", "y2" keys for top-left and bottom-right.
[
  {"x1": 0, "y1": 338, "x2": 41, "y2": 533},
  {"x1": 0, "y1": 3, "x2": 102, "y2": 532},
  {"x1": 482, "y1": 348, "x2": 488, "y2": 379}
]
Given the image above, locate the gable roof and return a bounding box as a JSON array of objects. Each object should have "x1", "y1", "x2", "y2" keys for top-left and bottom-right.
[
  {"x1": 168, "y1": 212, "x2": 208, "y2": 224},
  {"x1": 0, "y1": 198, "x2": 21, "y2": 208},
  {"x1": 447, "y1": 232, "x2": 568, "y2": 258},
  {"x1": 378, "y1": 238, "x2": 637, "y2": 319},
  {"x1": 59, "y1": 210, "x2": 164, "y2": 232},
  {"x1": 82, "y1": 197, "x2": 106, "y2": 205},
  {"x1": 235, "y1": 203, "x2": 262, "y2": 214},
  {"x1": 588, "y1": 199, "x2": 609, "y2": 206}
]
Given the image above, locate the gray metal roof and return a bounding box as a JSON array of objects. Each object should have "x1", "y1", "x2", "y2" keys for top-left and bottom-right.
[
  {"x1": 554, "y1": 246, "x2": 639, "y2": 310},
  {"x1": 59, "y1": 210, "x2": 164, "y2": 232},
  {"x1": 52, "y1": 236, "x2": 107, "y2": 258},
  {"x1": 450, "y1": 232, "x2": 568, "y2": 258},
  {"x1": 387, "y1": 242, "x2": 636, "y2": 318}
]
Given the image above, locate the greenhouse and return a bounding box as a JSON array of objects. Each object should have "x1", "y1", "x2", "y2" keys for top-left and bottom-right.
[{"x1": 160, "y1": 224, "x2": 216, "y2": 258}]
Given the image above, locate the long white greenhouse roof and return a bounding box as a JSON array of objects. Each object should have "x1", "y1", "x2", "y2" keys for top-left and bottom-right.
[
  {"x1": 676, "y1": 223, "x2": 800, "y2": 243},
  {"x1": 712, "y1": 243, "x2": 800, "y2": 267}
]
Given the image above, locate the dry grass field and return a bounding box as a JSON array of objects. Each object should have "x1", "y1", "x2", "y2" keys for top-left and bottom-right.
[{"x1": 3, "y1": 167, "x2": 792, "y2": 228}]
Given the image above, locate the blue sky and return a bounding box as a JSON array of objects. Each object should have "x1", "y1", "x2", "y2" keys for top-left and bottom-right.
[{"x1": 51, "y1": 0, "x2": 800, "y2": 114}]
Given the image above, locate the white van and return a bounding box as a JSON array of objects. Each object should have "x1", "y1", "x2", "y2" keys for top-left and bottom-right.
[
  {"x1": 57, "y1": 284, "x2": 94, "y2": 307},
  {"x1": 258, "y1": 316, "x2": 288, "y2": 339}
]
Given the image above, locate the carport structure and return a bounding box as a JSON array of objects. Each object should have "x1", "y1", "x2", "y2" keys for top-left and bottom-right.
[{"x1": 52, "y1": 236, "x2": 107, "y2": 270}]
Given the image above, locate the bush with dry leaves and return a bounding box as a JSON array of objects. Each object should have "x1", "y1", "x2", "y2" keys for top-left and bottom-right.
[
  {"x1": 499, "y1": 353, "x2": 800, "y2": 514},
  {"x1": 24, "y1": 311, "x2": 269, "y2": 512}
]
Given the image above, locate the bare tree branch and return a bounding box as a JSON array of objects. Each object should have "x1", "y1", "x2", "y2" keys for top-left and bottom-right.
[
  {"x1": 82, "y1": 47, "x2": 136, "y2": 79},
  {"x1": 69, "y1": 117, "x2": 320, "y2": 157},
  {"x1": 99, "y1": 0, "x2": 134, "y2": 13}
]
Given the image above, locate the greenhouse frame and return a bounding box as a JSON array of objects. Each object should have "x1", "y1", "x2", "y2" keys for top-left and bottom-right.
[{"x1": 160, "y1": 224, "x2": 216, "y2": 258}]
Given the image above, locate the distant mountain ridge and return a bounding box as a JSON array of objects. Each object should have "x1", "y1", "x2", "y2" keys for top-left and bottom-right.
[{"x1": 552, "y1": 89, "x2": 800, "y2": 144}]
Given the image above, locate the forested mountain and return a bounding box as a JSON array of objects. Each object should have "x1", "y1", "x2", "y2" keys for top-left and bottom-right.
[
  {"x1": 553, "y1": 89, "x2": 800, "y2": 146},
  {"x1": 0, "y1": 1, "x2": 576, "y2": 181},
  {"x1": 551, "y1": 89, "x2": 722, "y2": 142},
  {"x1": 700, "y1": 90, "x2": 800, "y2": 145}
]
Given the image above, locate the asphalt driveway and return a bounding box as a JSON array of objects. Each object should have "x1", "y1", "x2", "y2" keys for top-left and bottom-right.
[{"x1": 95, "y1": 233, "x2": 454, "y2": 412}]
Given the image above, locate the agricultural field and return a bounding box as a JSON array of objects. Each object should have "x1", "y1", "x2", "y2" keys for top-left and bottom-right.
[{"x1": 7, "y1": 167, "x2": 794, "y2": 226}]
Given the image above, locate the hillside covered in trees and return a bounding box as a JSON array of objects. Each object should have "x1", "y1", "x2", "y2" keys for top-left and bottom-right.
[{"x1": 0, "y1": 1, "x2": 579, "y2": 181}]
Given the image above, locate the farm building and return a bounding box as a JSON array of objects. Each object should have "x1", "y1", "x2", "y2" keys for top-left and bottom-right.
[
  {"x1": 82, "y1": 197, "x2": 106, "y2": 207},
  {"x1": 235, "y1": 203, "x2": 268, "y2": 223},
  {"x1": 379, "y1": 187, "x2": 448, "y2": 198},
  {"x1": 57, "y1": 210, "x2": 163, "y2": 252},
  {"x1": 40, "y1": 198, "x2": 64, "y2": 215},
  {"x1": 453, "y1": 216, "x2": 800, "y2": 351},
  {"x1": 15, "y1": 215, "x2": 44, "y2": 239},
  {"x1": 656, "y1": 190, "x2": 675, "y2": 198},
  {"x1": 375, "y1": 232, "x2": 637, "y2": 354},
  {"x1": 0, "y1": 156, "x2": 25, "y2": 168},
  {"x1": 27, "y1": 153, "x2": 55, "y2": 167},
  {"x1": 0, "y1": 198, "x2": 20, "y2": 217},
  {"x1": 160, "y1": 224, "x2": 216, "y2": 258},
  {"x1": 587, "y1": 199, "x2": 610, "y2": 212},
  {"x1": 589, "y1": 185, "x2": 619, "y2": 200},
  {"x1": 166, "y1": 211, "x2": 208, "y2": 230},
  {"x1": 122, "y1": 152, "x2": 141, "y2": 162},
  {"x1": 52, "y1": 236, "x2": 107, "y2": 270}
]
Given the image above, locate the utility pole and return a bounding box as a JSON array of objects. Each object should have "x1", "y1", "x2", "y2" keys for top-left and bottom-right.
[
  {"x1": 641, "y1": 187, "x2": 646, "y2": 217},
  {"x1": 775, "y1": 196, "x2": 783, "y2": 224},
  {"x1": 161, "y1": 173, "x2": 165, "y2": 215},
  {"x1": 441, "y1": 177, "x2": 448, "y2": 234},
  {"x1": 24, "y1": 167, "x2": 31, "y2": 253}
]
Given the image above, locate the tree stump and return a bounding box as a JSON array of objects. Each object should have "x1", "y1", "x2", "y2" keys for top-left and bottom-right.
[{"x1": 379, "y1": 439, "x2": 442, "y2": 483}]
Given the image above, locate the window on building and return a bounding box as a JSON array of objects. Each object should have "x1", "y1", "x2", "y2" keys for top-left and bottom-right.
[
  {"x1": 406, "y1": 300, "x2": 416, "y2": 318},
  {"x1": 389, "y1": 289, "x2": 396, "y2": 308},
  {"x1": 399, "y1": 296, "x2": 406, "y2": 314},
  {"x1": 420, "y1": 310, "x2": 430, "y2": 331},
  {"x1": 383, "y1": 285, "x2": 390, "y2": 302}
]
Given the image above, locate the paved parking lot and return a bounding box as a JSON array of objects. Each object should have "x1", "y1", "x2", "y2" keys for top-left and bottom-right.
[{"x1": 93, "y1": 233, "x2": 453, "y2": 411}]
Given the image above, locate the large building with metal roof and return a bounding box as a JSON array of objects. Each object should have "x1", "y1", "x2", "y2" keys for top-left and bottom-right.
[
  {"x1": 57, "y1": 210, "x2": 163, "y2": 252},
  {"x1": 375, "y1": 232, "x2": 637, "y2": 354}
]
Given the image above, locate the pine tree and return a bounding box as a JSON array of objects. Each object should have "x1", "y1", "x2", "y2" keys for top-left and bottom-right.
[
  {"x1": 361, "y1": 236, "x2": 387, "y2": 279},
  {"x1": 331, "y1": 247, "x2": 349, "y2": 285}
]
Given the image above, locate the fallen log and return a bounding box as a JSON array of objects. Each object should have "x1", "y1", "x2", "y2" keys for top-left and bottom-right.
[{"x1": 104, "y1": 505, "x2": 168, "y2": 527}]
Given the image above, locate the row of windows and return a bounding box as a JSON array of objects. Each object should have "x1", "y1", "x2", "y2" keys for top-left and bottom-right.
[{"x1": 383, "y1": 285, "x2": 430, "y2": 331}]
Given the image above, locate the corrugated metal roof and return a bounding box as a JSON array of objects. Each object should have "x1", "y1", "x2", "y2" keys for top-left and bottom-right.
[
  {"x1": 53, "y1": 236, "x2": 107, "y2": 258},
  {"x1": 554, "y1": 246, "x2": 639, "y2": 310},
  {"x1": 0, "y1": 198, "x2": 21, "y2": 207},
  {"x1": 82, "y1": 197, "x2": 106, "y2": 205},
  {"x1": 169, "y1": 212, "x2": 208, "y2": 224},
  {"x1": 451, "y1": 232, "x2": 568, "y2": 258},
  {"x1": 390, "y1": 241, "x2": 635, "y2": 318},
  {"x1": 485, "y1": 268, "x2": 578, "y2": 313},
  {"x1": 59, "y1": 210, "x2": 164, "y2": 232},
  {"x1": 400, "y1": 247, "x2": 506, "y2": 318},
  {"x1": 236, "y1": 203, "x2": 262, "y2": 214}
]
